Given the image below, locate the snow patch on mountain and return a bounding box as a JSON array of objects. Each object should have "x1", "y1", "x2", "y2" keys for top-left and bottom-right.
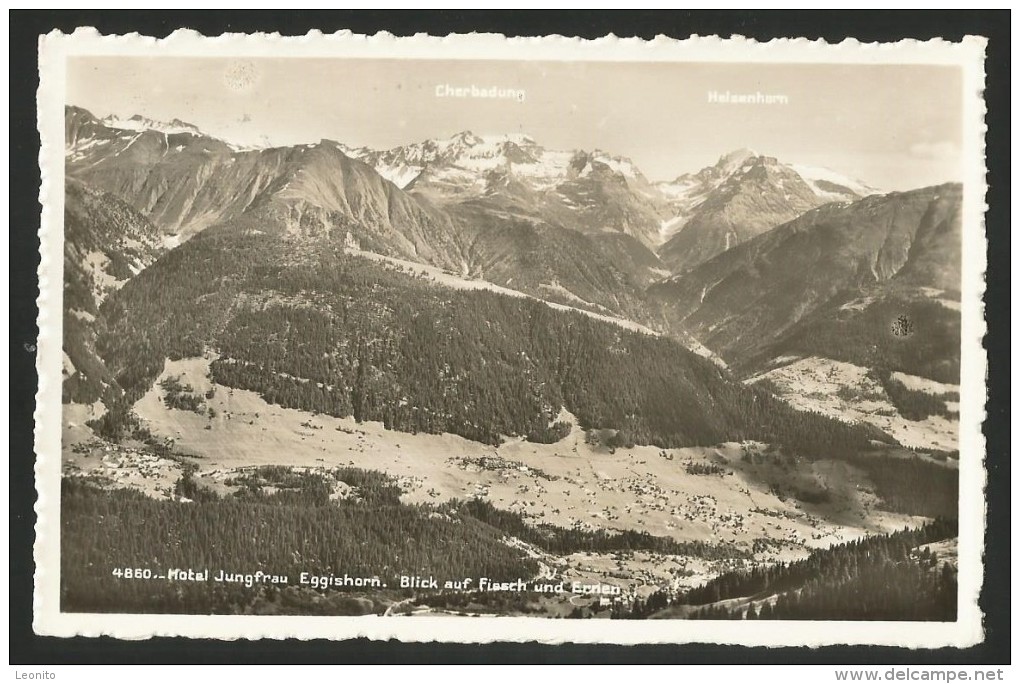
[
  {"x1": 658, "y1": 215, "x2": 688, "y2": 242},
  {"x1": 508, "y1": 149, "x2": 577, "y2": 190},
  {"x1": 656, "y1": 178, "x2": 701, "y2": 200},
  {"x1": 789, "y1": 163, "x2": 880, "y2": 199},
  {"x1": 590, "y1": 151, "x2": 641, "y2": 179},
  {"x1": 340, "y1": 131, "x2": 649, "y2": 196},
  {"x1": 715, "y1": 148, "x2": 758, "y2": 174},
  {"x1": 66, "y1": 136, "x2": 114, "y2": 162},
  {"x1": 374, "y1": 163, "x2": 423, "y2": 188},
  {"x1": 102, "y1": 114, "x2": 203, "y2": 137}
]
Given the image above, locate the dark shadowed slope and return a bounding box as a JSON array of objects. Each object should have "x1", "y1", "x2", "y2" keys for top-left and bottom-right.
[{"x1": 648, "y1": 184, "x2": 962, "y2": 379}]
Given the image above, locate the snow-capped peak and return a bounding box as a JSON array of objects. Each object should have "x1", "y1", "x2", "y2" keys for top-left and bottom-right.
[
  {"x1": 588, "y1": 149, "x2": 642, "y2": 179},
  {"x1": 476, "y1": 132, "x2": 536, "y2": 146},
  {"x1": 716, "y1": 148, "x2": 758, "y2": 172},
  {"x1": 102, "y1": 114, "x2": 204, "y2": 137},
  {"x1": 653, "y1": 151, "x2": 880, "y2": 247},
  {"x1": 338, "y1": 131, "x2": 553, "y2": 190},
  {"x1": 789, "y1": 163, "x2": 881, "y2": 199},
  {"x1": 316, "y1": 129, "x2": 635, "y2": 198},
  {"x1": 447, "y1": 130, "x2": 484, "y2": 147}
]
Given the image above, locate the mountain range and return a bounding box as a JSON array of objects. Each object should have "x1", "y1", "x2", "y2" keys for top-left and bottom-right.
[
  {"x1": 62, "y1": 105, "x2": 961, "y2": 454},
  {"x1": 66, "y1": 107, "x2": 878, "y2": 260}
]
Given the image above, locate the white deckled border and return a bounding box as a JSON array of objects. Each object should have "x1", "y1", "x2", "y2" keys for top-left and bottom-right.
[{"x1": 34, "y1": 28, "x2": 989, "y2": 646}]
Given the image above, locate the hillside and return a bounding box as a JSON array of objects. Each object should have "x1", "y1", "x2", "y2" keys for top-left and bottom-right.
[
  {"x1": 448, "y1": 202, "x2": 660, "y2": 316},
  {"x1": 649, "y1": 184, "x2": 961, "y2": 371},
  {"x1": 63, "y1": 106, "x2": 960, "y2": 461},
  {"x1": 92, "y1": 220, "x2": 904, "y2": 461},
  {"x1": 648, "y1": 184, "x2": 962, "y2": 452},
  {"x1": 62, "y1": 178, "x2": 164, "y2": 403},
  {"x1": 60, "y1": 472, "x2": 539, "y2": 614}
]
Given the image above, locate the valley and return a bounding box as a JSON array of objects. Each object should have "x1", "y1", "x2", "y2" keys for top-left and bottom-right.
[
  {"x1": 57, "y1": 105, "x2": 963, "y2": 619},
  {"x1": 122, "y1": 357, "x2": 917, "y2": 549},
  {"x1": 61, "y1": 354, "x2": 928, "y2": 616}
]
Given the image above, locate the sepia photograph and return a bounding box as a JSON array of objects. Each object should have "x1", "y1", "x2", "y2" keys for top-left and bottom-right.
[{"x1": 30, "y1": 28, "x2": 990, "y2": 647}]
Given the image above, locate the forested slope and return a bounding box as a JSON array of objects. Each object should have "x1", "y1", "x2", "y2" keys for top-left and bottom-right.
[
  {"x1": 61, "y1": 473, "x2": 538, "y2": 614},
  {"x1": 63, "y1": 179, "x2": 164, "y2": 403},
  {"x1": 639, "y1": 518, "x2": 958, "y2": 621},
  {"x1": 96, "y1": 225, "x2": 893, "y2": 460}
]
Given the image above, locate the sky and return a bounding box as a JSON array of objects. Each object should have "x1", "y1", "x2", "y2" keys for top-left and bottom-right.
[{"x1": 67, "y1": 57, "x2": 964, "y2": 191}]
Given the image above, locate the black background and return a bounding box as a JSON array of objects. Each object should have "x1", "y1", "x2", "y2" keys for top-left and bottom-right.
[{"x1": 9, "y1": 9, "x2": 1010, "y2": 665}]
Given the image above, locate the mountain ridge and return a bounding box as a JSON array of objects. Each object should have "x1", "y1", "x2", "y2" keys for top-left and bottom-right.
[
  {"x1": 65, "y1": 104, "x2": 881, "y2": 267},
  {"x1": 63, "y1": 106, "x2": 670, "y2": 321},
  {"x1": 648, "y1": 182, "x2": 962, "y2": 377}
]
